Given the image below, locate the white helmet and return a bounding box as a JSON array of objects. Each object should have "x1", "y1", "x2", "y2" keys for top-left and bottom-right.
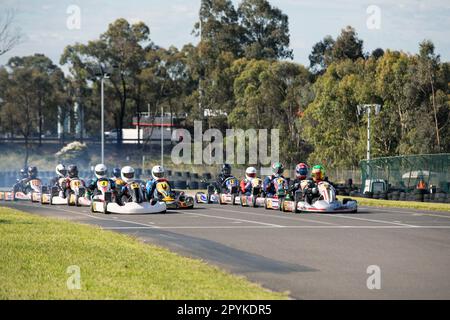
[
  {"x1": 121, "y1": 166, "x2": 135, "y2": 183},
  {"x1": 94, "y1": 163, "x2": 107, "y2": 179},
  {"x1": 151, "y1": 165, "x2": 165, "y2": 180},
  {"x1": 245, "y1": 166, "x2": 257, "y2": 180},
  {"x1": 55, "y1": 164, "x2": 67, "y2": 178}
]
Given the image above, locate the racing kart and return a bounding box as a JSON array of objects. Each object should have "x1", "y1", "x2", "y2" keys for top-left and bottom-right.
[
  {"x1": 91, "y1": 179, "x2": 166, "y2": 214},
  {"x1": 195, "y1": 184, "x2": 219, "y2": 204},
  {"x1": 67, "y1": 178, "x2": 91, "y2": 206},
  {"x1": 153, "y1": 179, "x2": 194, "y2": 209},
  {"x1": 280, "y1": 181, "x2": 357, "y2": 213},
  {"x1": 41, "y1": 177, "x2": 66, "y2": 205},
  {"x1": 264, "y1": 177, "x2": 289, "y2": 211},
  {"x1": 194, "y1": 177, "x2": 239, "y2": 205},
  {"x1": 240, "y1": 178, "x2": 265, "y2": 207},
  {"x1": 2, "y1": 178, "x2": 43, "y2": 202}
]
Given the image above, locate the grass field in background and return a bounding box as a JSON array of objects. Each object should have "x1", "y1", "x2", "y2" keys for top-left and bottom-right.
[
  {"x1": 338, "y1": 196, "x2": 450, "y2": 212},
  {"x1": 0, "y1": 207, "x2": 287, "y2": 299}
]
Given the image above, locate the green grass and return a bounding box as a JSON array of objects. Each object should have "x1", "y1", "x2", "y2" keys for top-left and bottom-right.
[
  {"x1": 338, "y1": 196, "x2": 450, "y2": 212},
  {"x1": 0, "y1": 207, "x2": 287, "y2": 300}
]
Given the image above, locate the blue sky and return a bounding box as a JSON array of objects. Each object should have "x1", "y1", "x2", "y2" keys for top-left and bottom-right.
[{"x1": 0, "y1": 0, "x2": 449, "y2": 68}]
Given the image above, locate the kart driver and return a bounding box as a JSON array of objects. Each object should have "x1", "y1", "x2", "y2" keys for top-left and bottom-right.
[
  {"x1": 263, "y1": 162, "x2": 286, "y2": 197},
  {"x1": 60, "y1": 165, "x2": 82, "y2": 198},
  {"x1": 86, "y1": 164, "x2": 116, "y2": 199},
  {"x1": 303, "y1": 164, "x2": 326, "y2": 204},
  {"x1": 240, "y1": 167, "x2": 257, "y2": 196},
  {"x1": 289, "y1": 163, "x2": 310, "y2": 194},
  {"x1": 12, "y1": 167, "x2": 35, "y2": 193},
  {"x1": 145, "y1": 165, "x2": 171, "y2": 200},
  {"x1": 50, "y1": 164, "x2": 67, "y2": 197},
  {"x1": 213, "y1": 163, "x2": 236, "y2": 193},
  {"x1": 118, "y1": 166, "x2": 136, "y2": 203}
]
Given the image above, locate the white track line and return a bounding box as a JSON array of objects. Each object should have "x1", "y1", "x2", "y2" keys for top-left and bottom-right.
[
  {"x1": 327, "y1": 213, "x2": 418, "y2": 227},
  {"x1": 10, "y1": 202, "x2": 160, "y2": 229},
  {"x1": 207, "y1": 207, "x2": 337, "y2": 225},
  {"x1": 361, "y1": 206, "x2": 450, "y2": 219},
  {"x1": 102, "y1": 225, "x2": 450, "y2": 230}
]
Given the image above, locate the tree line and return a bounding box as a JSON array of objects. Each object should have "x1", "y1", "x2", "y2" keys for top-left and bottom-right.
[{"x1": 0, "y1": 0, "x2": 449, "y2": 169}]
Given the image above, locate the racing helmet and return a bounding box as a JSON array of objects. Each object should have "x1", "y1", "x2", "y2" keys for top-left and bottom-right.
[
  {"x1": 67, "y1": 165, "x2": 78, "y2": 178},
  {"x1": 311, "y1": 165, "x2": 325, "y2": 182},
  {"x1": 55, "y1": 164, "x2": 67, "y2": 178},
  {"x1": 271, "y1": 162, "x2": 284, "y2": 176},
  {"x1": 112, "y1": 167, "x2": 121, "y2": 179},
  {"x1": 245, "y1": 167, "x2": 257, "y2": 180},
  {"x1": 28, "y1": 166, "x2": 38, "y2": 178},
  {"x1": 94, "y1": 163, "x2": 107, "y2": 179},
  {"x1": 121, "y1": 166, "x2": 135, "y2": 183},
  {"x1": 151, "y1": 165, "x2": 165, "y2": 180},
  {"x1": 295, "y1": 163, "x2": 308, "y2": 179},
  {"x1": 221, "y1": 163, "x2": 231, "y2": 176}
]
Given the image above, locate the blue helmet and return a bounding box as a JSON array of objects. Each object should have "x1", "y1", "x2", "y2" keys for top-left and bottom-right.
[{"x1": 112, "y1": 167, "x2": 121, "y2": 178}]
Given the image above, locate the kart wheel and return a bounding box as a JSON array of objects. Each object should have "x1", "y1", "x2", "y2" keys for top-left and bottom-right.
[
  {"x1": 67, "y1": 194, "x2": 72, "y2": 206},
  {"x1": 264, "y1": 199, "x2": 268, "y2": 210},
  {"x1": 50, "y1": 196, "x2": 54, "y2": 205},
  {"x1": 90, "y1": 202, "x2": 95, "y2": 213},
  {"x1": 231, "y1": 194, "x2": 236, "y2": 205},
  {"x1": 103, "y1": 202, "x2": 109, "y2": 214},
  {"x1": 252, "y1": 196, "x2": 258, "y2": 208},
  {"x1": 75, "y1": 195, "x2": 81, "y2": 207},
  {"x1": 280, "y1": 199, "x2": 285, "y2": 212}
]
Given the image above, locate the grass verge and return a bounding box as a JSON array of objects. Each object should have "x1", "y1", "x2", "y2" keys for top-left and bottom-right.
[
  {"x1": 338, "y1": 196, "x2": 450, "y2": 212},
  {"x1": 0, "y1": 207, "x2": 287, "y2": 299}
]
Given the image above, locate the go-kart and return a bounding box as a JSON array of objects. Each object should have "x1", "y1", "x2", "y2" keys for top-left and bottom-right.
[
  {"x1": 91, "y1": 179, "x2": 166, "y2": 214},
  {"x1": 41, "y1": 177, "x2": 67, "y2": 205},
  {"x1": 194, "y1": 177, "x2": 239, "y2": 205},
  {"x1": 218, "y1": 177, "x2": 240, "y2": 205},
  {"x1": 153, "y1": 179, "x2": 194, "y2": 209},
  {"x1": 67, "y1": 178, "x2": 91, "y2": 206},
  {"x1": 264, "y1": 177, "x2": 289, "y2": 211},
  {"x1": 195, "y1": 185, "x2": 220, "y2": 204},
  {"x1": 3, "y1": 179, "x2": 43, "y2": 202},
  {"x1": 280, "y1": 181, "x2": 358, "y2": 213},
  {"x1": 240, "y1": 178, "x2": 265, "y2": 207}
]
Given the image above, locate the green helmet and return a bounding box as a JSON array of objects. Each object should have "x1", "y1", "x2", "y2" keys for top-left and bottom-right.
[
  {"x1": 271, "y1": 162, "x2": 284, "y2": 176},
  {"x1": 312, "y1": 165, "x2": 325, "y2": 181}
]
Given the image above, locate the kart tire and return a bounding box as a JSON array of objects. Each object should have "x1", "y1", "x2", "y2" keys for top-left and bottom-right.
[
  {"x1": 252, "y1": 196, "x2": 257, "y2": 208},
  {"x1": 90, "y1": 202, "x2": 95, "y2": 213},
  {"x1": 67, "y1": 193, "x2": 72, "y2": 206},
  {"x1": 103, "y1": 202, "x2": 109, "y2": 214},
  {"x1": 76, "y1": 195, "x2": 81, "y2": 207},
  {"x1": 279, "y1": 199, "x2": 284, "y2": 211},
  {"x1": 231, "y1": 194, "x2": 236, "y2": 205},
  {"x1": 264, "y1": 198, "x2": 268, "y2": 210},
  {"x1": 50, "y1": 195, "x2": 54, "y2": 205},
  {"x1": 41, "y1": 194, "x2": 47, "y2": 205}
]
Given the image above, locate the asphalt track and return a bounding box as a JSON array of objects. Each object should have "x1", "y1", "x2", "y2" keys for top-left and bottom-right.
[{"x1": 2, "y1": 199, "x2": 450, "y2": 299}]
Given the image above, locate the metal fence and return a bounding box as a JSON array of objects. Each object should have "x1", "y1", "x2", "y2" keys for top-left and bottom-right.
[{"x1": 360, "y1": 153, "x2": 450, "y2": 193}]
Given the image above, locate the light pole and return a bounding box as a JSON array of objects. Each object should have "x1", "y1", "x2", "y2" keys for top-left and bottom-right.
[
  {"x1": 357, "y1": 104, "x2": 381, "y2": 161},
  {"x1": 95, "y1": 69, "x2": 110, "y2": 165}
]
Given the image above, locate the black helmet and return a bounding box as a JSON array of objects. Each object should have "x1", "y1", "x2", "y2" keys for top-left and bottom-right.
[
  {"x1": 221, "y1": 163, "x2": 231, "y2": 176},
  {"x1": 28, "y1": 166, "x2": 38, "y2": 178},
  {"x1": 112, "y1": 167, "x2": 121, "y2": 178},
  {"x1": 67, "y1": 165, "x2": 78, "y2": 178}
]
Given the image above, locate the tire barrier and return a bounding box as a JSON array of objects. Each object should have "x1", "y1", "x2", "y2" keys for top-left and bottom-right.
[
  {"x1": 173, "y1": 180, "x2": 187, "y2": 189},
  {"x1": 188, "y1": 181, "x2": 199, "y2": 190}
]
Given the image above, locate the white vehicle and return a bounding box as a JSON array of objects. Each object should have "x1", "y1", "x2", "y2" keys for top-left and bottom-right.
[
  {"x1": 281, "y1": 181, "x2": 358, "y2": 213},
  {"x1": 90, "y1": 179, "x2": 166, "y2": 214}
]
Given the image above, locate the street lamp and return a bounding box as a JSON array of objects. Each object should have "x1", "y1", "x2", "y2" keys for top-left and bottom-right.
[
  {"x1": 93, "y1": 66, "x2": 111, "y2": 165},
  {"x1": 357, "y1": 104, "x2": 381, "y2": 161}
]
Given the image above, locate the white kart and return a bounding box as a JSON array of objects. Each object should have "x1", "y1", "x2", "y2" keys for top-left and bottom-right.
[
  {"x1": 281, "y1": 181, "x2": 358, "y2": 213},
  {"x1": 90, "y1": 179, "x2": 166, "y2": 214}
]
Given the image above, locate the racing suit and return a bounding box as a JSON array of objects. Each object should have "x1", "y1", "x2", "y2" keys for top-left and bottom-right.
[
  {"x1": 240, "y1": 178, "x2": 253, "y2": 196},
  {"x1": 263, "y1": 174, "x2": 286, "y2": 197},
  {"x1": 61, "y1": 176, "x2": 85, "y2": 198},
  {"x1": 145, "y1": 178, "x2": 172, "y2": 201},
  {"x1": 213, "y1": 174, "x2": 238, "y2": 194},
  {"x1": 86, "y1": 177, "x2": 116, "y2": 201}
]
